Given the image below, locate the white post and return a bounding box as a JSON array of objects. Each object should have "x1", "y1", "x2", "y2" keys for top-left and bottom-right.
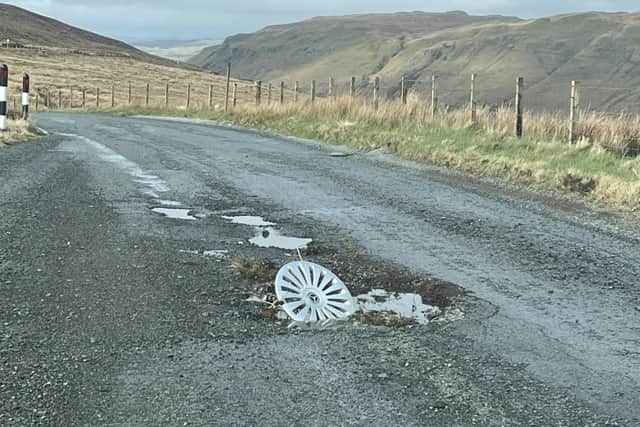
[
  {"x1": 0, "y1": 64, "x2": 8, "y2": 131},
  {"x1": 22, "y1": 73, "x2": 30, "y2": 119}
]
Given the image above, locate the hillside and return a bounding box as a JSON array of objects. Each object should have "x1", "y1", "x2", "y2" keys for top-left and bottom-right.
[
  {"x1": 189, "y1": 12, "x2": 520, "y2": 81},
  {"x1": 0, "y1": 4, "x2": 245, "y2": 112},
  {"x1": 0, "y1": 3, "x2": 172, "y2": 65},
  {"x1": 191, "y1": 11, "x2": 640, "y2": 112}
]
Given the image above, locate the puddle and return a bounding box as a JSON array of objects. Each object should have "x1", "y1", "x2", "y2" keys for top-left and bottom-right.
[
  {"x1": 203, "y1": 250, "x2": 229, "y2": 258},
  {"x1": 249, "y1": 227, "x2": 312, "y2": 250},
  {"x1": 152, "y1": 208, "x2": 197, "y2": 221},
  {"x1": 222, "y1": 215, "x2": 275, "y2": 227},
  {"x1": 356, "y1": 289, "x2": 441, "y2": 325},
  {"x1": 159, "y1": 200, "x2": 182, "y2": 207},
  {"x1": 180, "y1": 249, "x2": 228, "y2": 258}
]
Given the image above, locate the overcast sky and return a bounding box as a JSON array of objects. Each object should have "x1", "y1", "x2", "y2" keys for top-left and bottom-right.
[{"x1": 4, "y1": 0, "x2": 640, "y2": 42}]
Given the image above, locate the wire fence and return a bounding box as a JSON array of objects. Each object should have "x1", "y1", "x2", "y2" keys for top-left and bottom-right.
[{"x1": 17, "y1": 68, "x2": 640, "y2": 157}]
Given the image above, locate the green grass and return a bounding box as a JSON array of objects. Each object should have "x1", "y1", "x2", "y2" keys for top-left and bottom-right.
[{"x1": 84, "y1": 104, "x2": 640, "y2": 212}]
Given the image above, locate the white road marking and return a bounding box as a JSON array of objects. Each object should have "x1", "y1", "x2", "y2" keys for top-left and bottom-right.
[{"x1": 58, "y1": 133, "x2": 170, "y2": 194}]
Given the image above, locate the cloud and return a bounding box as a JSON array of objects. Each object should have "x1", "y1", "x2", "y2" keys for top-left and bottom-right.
[{"x1": 4, "y1": 0, "x2": 639, "y2": 41}]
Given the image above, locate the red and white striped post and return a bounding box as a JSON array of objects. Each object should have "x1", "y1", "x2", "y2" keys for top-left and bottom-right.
[
  {"x1": 22, "y1": 73, "x2": 30, "y2": 120},
  {"x1": 0, "y1": 64, "x2": 8, "y2": 131}
]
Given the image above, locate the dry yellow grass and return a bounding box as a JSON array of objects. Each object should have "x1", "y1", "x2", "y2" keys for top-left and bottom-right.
[
  {"x1": 0, "y1": 119, "x2": 40, "y2": 147},
  {"x1": 0, "y1": 48, "x2": 256, "y2": 111}
]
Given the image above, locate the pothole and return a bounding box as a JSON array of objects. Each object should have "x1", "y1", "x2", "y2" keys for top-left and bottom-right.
[
  {"x1": 158, "y1": 200, "x2": 182, "y2": 207},
  {"x1": 249, "y1": 227, "x2": 312, "y2": 250},
  {"x1": 180, "y1": 249, "x2": 229, "y2": 258},
  {"x1": 152, "y1": 207, "x2": 197, "y2": 221},
  {"x1": 355, "y1": 289, "x2": 441, "y2": 325},
  {"x1": 222, "y1": 215, "x2": 276, "y2": 227}
]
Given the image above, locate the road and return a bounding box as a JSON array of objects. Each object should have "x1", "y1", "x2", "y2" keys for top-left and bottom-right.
[{"x1": 1, "y1": 113, "x2": 638, "y2": 425}]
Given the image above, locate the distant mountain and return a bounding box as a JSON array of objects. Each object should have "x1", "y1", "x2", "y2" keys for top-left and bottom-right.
[
  {"x1": 135, "y1": 39, "x2": 221, "y2": 63},
  {"x1": 190, "y1": 11, "x2": 640, "y2": 111},
  {"x1": 189, "y1": 12, "x2": 520, "y2": 81},
  {"x1": 0, "y1": 3, "x2": 172, "y2": 65}
]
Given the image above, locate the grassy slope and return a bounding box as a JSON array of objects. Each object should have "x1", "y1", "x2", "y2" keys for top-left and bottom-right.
[
  {"x1": 190, "y1": 12, "x2": 519, "y2": 85},
  {"x1": 0, "y1": 49, "x2": 249, "y2": 110},
  {"x1": 383, "y1": 13, "x2": 640, "y2": 111},
  {"x1": 89, "y1": 102, "x2": 640, "y2": 212},
  {"x1": 0, "y1": 4, "x2": 172, "y2": 66},
  {"x1": 191, "y1": 11, "x2": 640, "y2": 111}
]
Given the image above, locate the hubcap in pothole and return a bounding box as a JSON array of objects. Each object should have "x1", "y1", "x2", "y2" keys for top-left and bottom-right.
[{"x1": 275, "y1": 261, "x2": 355, "y2": 322}]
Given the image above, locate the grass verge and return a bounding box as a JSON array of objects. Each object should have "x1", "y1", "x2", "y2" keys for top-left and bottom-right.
[
  {"x1": 0, "y1": 119, "x2": 40, "y2": 148},
  {"x1": 81, "y1": 99, "x2": 640, "y2": 212}
]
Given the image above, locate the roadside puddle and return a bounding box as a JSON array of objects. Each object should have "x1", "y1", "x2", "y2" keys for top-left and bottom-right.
[
  {"x1": 203, "y1": 250, "x2": 229, "y2": 258},
  {"x1": 159, "y1": 200, "x2": 182, "y2": 207},
  {"x1": 222, "y1": 215, "x2": 276, "y2": 227},
  {"x1": 180, "y1": 249, "x2": 229, "y2": 258},
  {"x1": 249, "y1": 227, "x2": 312, "y2": 250},
  {"x1": 152, "y1": 207, "x2": 197, "y2": 221},
  {"x1": 356, "y1": 289, "x2": 441, "y2": 325}
]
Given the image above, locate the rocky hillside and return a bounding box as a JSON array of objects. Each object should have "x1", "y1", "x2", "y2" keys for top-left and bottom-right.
[{"x1": 191, "y1": 11, "x2": 640, "y2": 111}]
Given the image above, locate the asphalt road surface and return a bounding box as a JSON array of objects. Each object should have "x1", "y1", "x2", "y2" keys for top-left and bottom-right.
[{"x1": 1, "y1": 113, "x2": 638, "y2": 426}]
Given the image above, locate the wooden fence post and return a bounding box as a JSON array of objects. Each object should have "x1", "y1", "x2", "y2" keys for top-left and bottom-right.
[
  {"x1": 128, "y1": 82, "x2": 132, "y2": 105},
  {"x1": 515, "y1": 77, "x2": 523, "y2": 138},
  {"x1": 255, "y1": 80, "x2": 262, "y2": 105},
  {"x1": 44, "y1": 88, "x2": 49, "y2": 108},
  {"x1": 267, "y1": 82, "x2": 272, "y2": 105},
  {"x1": 96, "y1": 88, "x2": 100, "y2": 108},
  {"x1": 232, "y1": 82, "x2": 237, "y2": 108},
  {"x1": 470, "y1": 73, "x2": 477, "y2": 125},
  {"x1": 35, "y1": 92, "x2": 39, "y2": 111},
  {"x1": 350, "y1": 77, "x2": 356, "y2": 98},
  {"x1": 431, "y1": 75, "x2": 438, "y2": 118},
  {"x1": 165, "y1": 82, "x2": 169, "y2": 107},
  {"x1": 280, "y1": 81, "x2": 284, "y2": 104},
  {"x1": 373, "y1": 76, "x2": 380, "y2": 110},
  {"x1": 294, "y1": 81, "x2": 299, "y2": 102},
  {"x1": 224, "y1": 62, "x2": 231, "y2": 112},
  {"x1": 209, "y1": 84, "x2": 213, "y2": 108},
  {"x1": 82, "y1": 88, "x2": 86, "y2": 108},
  {"x1": 569, "y1": 80, "x2": 578, "y2": 144},
  {"x1": 111, "y1": 84, "x2": 115, "y2": 108},
  {"x1": 311, "y1": 80, "x2": 316, "y2": 104},
  {"x1": 145, "y1": 83, "x2": 150, "y2": 107},
  {"x1": 58, "y1": 89, "x2": 62, "y2": 109},
  {"x1": 70, "y1": 88, "x2": 74, "y2": 108},
  {"x1": 401, "y1": 76, "x2": 407, "y2": 105},
  {"x1": 329, "y1": 77, "x2": 334, "y2": 97},
  {"x1": 186, "y1": 84, "x2": 191, "y2": 108}
]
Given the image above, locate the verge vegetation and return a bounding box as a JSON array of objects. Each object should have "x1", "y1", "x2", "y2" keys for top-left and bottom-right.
[{"x1": 0, "y1": 119, "x2": 40, "y2": 147}]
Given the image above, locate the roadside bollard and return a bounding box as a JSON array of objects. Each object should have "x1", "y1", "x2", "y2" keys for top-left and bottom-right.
[
  {"x1": 0, "y1": 64, "x2": 7, "y2": 131},
  {"x1": 22, "y1": 73, "x2": 30, "y2": 120}
]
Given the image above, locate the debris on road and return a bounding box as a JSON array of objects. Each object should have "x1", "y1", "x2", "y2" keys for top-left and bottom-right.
[{"x1": 275, "y1": 261, "x2": 356, "y2": 322}]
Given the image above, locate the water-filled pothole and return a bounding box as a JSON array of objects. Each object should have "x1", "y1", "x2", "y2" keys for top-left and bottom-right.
[
  {"x1": 180, "y1": 249, "x2": 229, "y2": 258},
  {"x1": 159, "y1": 200, "x2": 182, "y2": 207},
  {"x1": 356, "y1": 289, "x2": 441, "y2": 325},
  {"x1": 222, "y1": 216, "x2": 276, "y2": 227},
  {"x1": 249, "y1": 227, "x2": 312, "y2": 250},
  {"x1": 152, "y1": 207, "x2": 197, "y2": 221}
]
